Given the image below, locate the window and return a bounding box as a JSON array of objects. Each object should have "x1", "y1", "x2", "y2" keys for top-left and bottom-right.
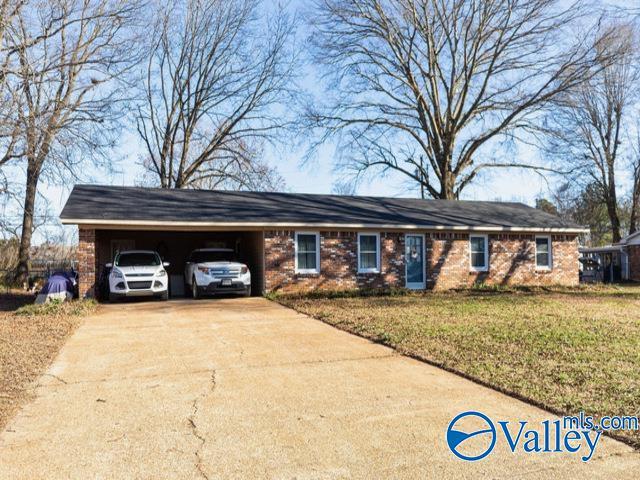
[
  {"x1": 295, "y1": 232, "x2": 320, "y2": 274},
  {"x1": 469, "y1": 235, "x2": 489, "y2": 271},
  {"x1": 536, "y1": 236, "x2": 552, "y2": 269},
  {"x1": 358, "y1": 233, "x2": 380, "y2": 273},
  {"x1": 189, "y1": 249, "x2": 237, "y2": 263},
  {"x1": 115, "y1": 252, "x2": 161, "y2": 267}
]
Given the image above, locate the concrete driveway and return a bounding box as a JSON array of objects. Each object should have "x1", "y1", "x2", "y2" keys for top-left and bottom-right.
[{"x1": 0, "y1": 298, "x2": 638, "y2": 479}]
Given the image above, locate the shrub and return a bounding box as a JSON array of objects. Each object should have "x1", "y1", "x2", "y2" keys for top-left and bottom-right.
[{"x1": 15, "y1": 299, "x2": 97, "y2": 318}]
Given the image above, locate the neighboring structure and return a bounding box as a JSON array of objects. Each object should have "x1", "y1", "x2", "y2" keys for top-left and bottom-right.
[
  {"x1": 580, "y1": 231, "x2": 640, "y2": 283},
  {"x1": 60, "y1": 185, "x2": 586, "y2": 298}
]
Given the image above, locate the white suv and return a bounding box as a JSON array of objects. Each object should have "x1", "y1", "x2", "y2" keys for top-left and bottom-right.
[
  {"x1": 185, "y1": 248, "x2": 251, "y2": 298},
  {"x1": 106, "y1": 250, "x2": 169, "y2": 302}
]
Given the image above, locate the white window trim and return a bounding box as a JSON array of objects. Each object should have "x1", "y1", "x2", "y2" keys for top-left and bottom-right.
[
  {"x1": 535, "y1": 235, "x2": 553, "y2": 270},
  {"x1": 295, "y1": 231, "x2": 320, "y2": 274},
  {"x1": 469, "y1": 234, "x2": 489, "y2": 272},
  {"x1": 357, "y1": 232, "x2": 380, "y2": 274}
]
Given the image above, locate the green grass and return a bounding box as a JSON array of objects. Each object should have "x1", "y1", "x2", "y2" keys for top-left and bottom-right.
[{"x1": 276, "y1": 284, "x2": 640, "y2": 447}]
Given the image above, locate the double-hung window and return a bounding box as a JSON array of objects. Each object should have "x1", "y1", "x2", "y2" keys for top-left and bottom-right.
[
  {"x1": 358, "y1": 233, "x2": 380, "y2": 273},
  {"x1": 295, "y1": 232, "x2": 320, "y2": 274},
  {"x1": 469, "y1": 235, "x2": 489, "y2": 272},
  {"x1": 535, "y1": 236, "x2": 552, "y2": 269}
]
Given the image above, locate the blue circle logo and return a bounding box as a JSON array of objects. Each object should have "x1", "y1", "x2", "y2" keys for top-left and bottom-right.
[{"x1": 446, "y1": 411, "x2": 496, "y2": 461}]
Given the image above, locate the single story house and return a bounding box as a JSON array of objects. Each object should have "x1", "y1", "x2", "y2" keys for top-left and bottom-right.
[
  {"x1": 60, "y1": 185, "x2": 586, "y2": 298},
  {"x1": 579, "y1": 231, "x2": 640, "y2": 283}
]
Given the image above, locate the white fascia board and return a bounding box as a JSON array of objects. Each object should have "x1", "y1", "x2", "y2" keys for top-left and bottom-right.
[{"x1": 60, "y1": 218, "x2": 589, "y2": 234}]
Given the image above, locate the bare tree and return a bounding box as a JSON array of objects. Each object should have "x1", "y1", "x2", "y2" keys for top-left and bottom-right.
[
  {"x1": 0, "y1": 1, "x2": 27, "y2": 169},
  {"x1": 3, "y1": 0, "x2": 142, "y2": 282},
  {"x1": 545, "y1": 22, "x2": 639, "y2": 243},
  {"x1": 630, "y1": 167, "x2": 640, "y2": 235},
  {"x1": 306, "y1": 0, "x2": 617, "y2": 199},
  {"x1": 629, "y1": 127, "x2": 640, "y2": 235},
  {"x1": 136, "y1": 0, "x2": 297, "y2": 190}
]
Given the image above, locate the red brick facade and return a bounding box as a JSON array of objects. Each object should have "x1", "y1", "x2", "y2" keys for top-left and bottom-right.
[
  {"x1": 425, "y1": 233, "x2": 579, "y2": 290},
  {"x1": 264, "y1": 231, "x2": 405, "y2": 291},
  {"x1": 78, "y1": 227, "x2": 580, "y2": 297},
  {"x1": 264, "y1": 230, "x2": 579, "y2": 293},
  {"x1": 78, "y1": 228, "x2": 96, "y2": 298},
  {"x1": 628, "y1": 245, "x2": 640, "y2": 282}
]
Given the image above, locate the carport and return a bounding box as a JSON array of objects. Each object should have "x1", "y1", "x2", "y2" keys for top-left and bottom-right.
[{"x1": 94, "y1": 229, "x2": 264, "y2": 297}]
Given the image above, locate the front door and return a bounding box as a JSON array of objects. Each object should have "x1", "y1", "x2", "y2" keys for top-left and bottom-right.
[{"x1": 405, "y1": 234, "x2": 425, "y2": 289}]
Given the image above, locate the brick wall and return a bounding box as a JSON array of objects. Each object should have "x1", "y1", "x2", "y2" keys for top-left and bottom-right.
[
  {"x1": 78, "y1": 228, "x2": 579, "y2": 298},
  {"x1": 628, "y1": 245, "x2": 640, "y2": 281},
  {"x1": 264, "y1": 230, "x2": 579, "y2": 293},
  {"x1": 264, "y1": 231, "x2": 405, "y2": 292},
  {"x1": 426, "y1": 233, "x2": 579, "y2": 290},
  {"x1": 78, "y1": 227, "x2": 96, "y2": 298}
]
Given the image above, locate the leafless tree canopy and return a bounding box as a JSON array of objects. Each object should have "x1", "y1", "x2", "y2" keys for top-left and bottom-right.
[
  {"x1": 629, "y1": 126, "x2": 640, "y2": 235},
  {"x1": 545, "y1": 22, "x2": 640, "y2": 243},
  {"x1": 307, "y1": 0, "x2": 617, "y2": 199},
  {"x1": 0, "y1": 0, "x2": 26, "y2": 170},
  {"x1": 0, "y1": 0, "x2": 142, "y2": 281},
  {"x1": 136, "y1": 0, "x2": 296, "y2": 191}
]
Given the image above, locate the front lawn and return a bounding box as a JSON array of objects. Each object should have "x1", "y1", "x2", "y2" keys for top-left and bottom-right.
[
  {"x1": 0, "y1": 292, "x2": 97, "y2": 430},
  {"x1": 277, "y1": 285, "x2": 640, "y2": 447}
]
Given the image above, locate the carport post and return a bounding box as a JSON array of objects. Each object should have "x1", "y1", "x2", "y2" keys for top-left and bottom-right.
[{"x1": 78, "y1": 228, "x2": 96, "y2": 298}]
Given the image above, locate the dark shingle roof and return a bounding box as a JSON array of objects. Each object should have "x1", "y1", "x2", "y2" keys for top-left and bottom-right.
[{"x1": 59, "y1": 184, "x2": 584, "y2": 232}]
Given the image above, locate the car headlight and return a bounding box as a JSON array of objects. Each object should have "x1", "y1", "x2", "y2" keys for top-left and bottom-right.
[
  {"x1": 112, "y1": 269, "x2": 124, "y2": 279},
  {"x1": 197, "y1": 266, "x2": 209, "y2": 274},
  {"x1": 241, "y1": 265, "x2": 248, "y2": 274},
  {"x1": 157, "y1": 270, "x2": 167, "y2": 277}
]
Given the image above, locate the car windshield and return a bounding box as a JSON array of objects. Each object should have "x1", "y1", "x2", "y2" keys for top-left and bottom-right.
[
  {"x1": 191, "y1": 250, "x2": 237, "y2": 263},
  {"x1": 115, "y1": 252, "x2": 161, "y2": 267}
]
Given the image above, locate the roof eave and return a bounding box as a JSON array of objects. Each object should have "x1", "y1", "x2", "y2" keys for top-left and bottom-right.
[{"x1": 60, "y1": 218, "x2": 589, "y2": 234}]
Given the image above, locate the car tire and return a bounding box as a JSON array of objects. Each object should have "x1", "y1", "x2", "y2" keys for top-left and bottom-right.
[
  {"x1": 192, "y1": 277, "x2": 199, "y2": 299},
  {"x1": 108, "y1": 293, "x2": 119, "y2": 303},
  {"x1": 244, "y1": 286, "x2": 252, "y2": 297},
  {"x1": 161, "y1": 290, "x2": 169, "y2": 301}
]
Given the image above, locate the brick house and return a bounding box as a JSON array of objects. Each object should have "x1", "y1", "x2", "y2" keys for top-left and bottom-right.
[{"x1": 60, "y1": 185, "x2": 586, "y2": 298}]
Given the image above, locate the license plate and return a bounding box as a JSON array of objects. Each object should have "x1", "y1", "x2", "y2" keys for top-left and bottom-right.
[{"x1": 221, "y1": 279, "x2": 232, "y2": 286}]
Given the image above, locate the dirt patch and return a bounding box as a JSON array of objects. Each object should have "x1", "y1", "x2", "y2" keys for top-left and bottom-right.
[{"x1": 0, "y1": 293, "x2": 97, "y2": 430}]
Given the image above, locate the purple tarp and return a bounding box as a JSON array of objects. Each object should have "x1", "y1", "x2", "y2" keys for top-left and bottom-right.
[{"x1": 40, "y1": 272, "x2": 74, "y2": 295}]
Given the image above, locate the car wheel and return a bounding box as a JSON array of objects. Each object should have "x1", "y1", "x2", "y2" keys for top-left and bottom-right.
[
  {"x1": 161, "y1": 290, "x2": 169, "y2": 301},
  {"x1": 192, "y1": 277, "x2": 199, "y2": 299},
  {"x1": 108, "y1": 293, "x2": 119, "y2": 303},
  {"x1": 244, "y1": 285, "x2": 251, "y2": 297}
]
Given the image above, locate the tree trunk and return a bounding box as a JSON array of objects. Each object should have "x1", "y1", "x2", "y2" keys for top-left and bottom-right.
[
  {"x1": 15, "y1": 161, "x2": 39, "y2": 284},
  {"x1": 606, "y1": 196, "x2": 622, "y2": 243},
  {"x1": 630, "y1": 171, "x2": 640, "y2": 235},
  {"x1": 604, "y1": 162, "x2": 622, "y2": 243},
  {"x1": 438, "y1": 175, "x2": 456, "y2": 199},
  {"x1": 630, "y1": 198, "x2": 638, "y2": 236}
]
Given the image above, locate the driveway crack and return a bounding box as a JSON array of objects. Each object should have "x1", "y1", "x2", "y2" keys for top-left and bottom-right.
[
  {"x1": 187, "y1": 369, "x2": 216, "y2": 480},
  {"x1": 41, "y1": 373, "x2": 67, "y2": 385}
]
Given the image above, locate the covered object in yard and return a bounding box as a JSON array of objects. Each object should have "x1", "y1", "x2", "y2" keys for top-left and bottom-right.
[{"x1": 35, "y1": 272, "x2": 76, "y2": 304}]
